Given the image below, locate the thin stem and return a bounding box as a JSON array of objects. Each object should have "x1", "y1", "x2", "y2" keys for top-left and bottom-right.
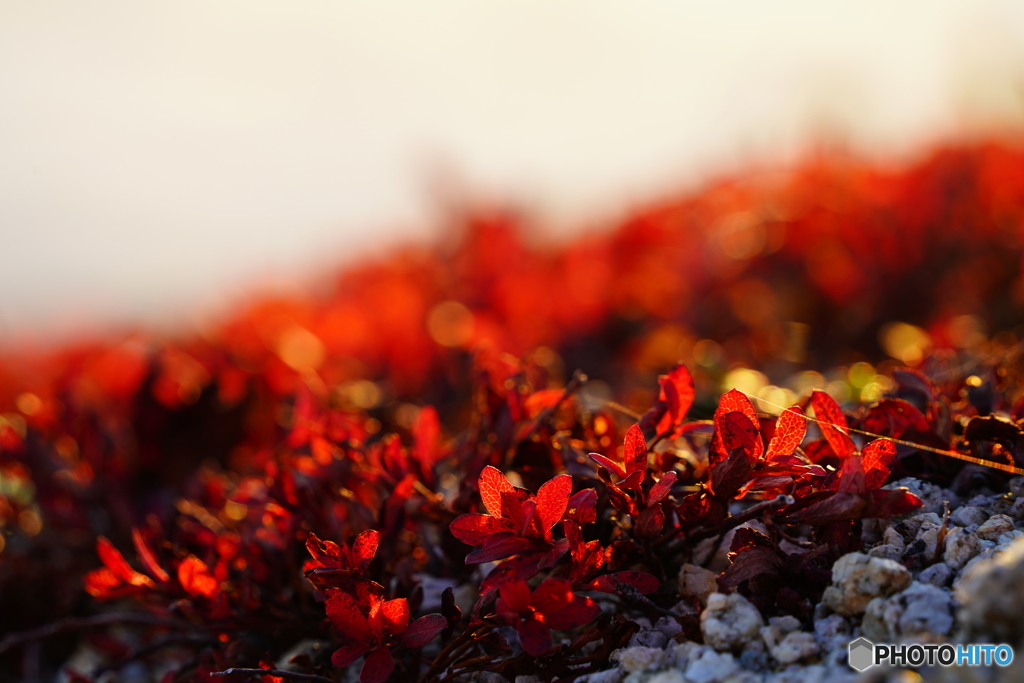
[
  {"x1": 686, "y1": 494, "x2": 794, "y2": 544},
  {"x1": 210, "y1": 669, "x2": 335, "y2": 682}
]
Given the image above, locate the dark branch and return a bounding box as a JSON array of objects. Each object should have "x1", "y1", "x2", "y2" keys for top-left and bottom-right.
[
  {"x1": 210, "y1": 669, "x2": 336, "y2": 682},
  {"x1": 0, "y1": 613, "x2": 209, "y2": 656}
]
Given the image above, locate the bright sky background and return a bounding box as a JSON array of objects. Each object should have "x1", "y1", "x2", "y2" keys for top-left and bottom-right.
[{"x1": 3, "y1": 0, "x2": 1024, "y2": 340}]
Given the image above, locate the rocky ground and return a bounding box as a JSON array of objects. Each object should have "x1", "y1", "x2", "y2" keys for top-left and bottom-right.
[{"x1": 489, "y1": 476, "x2": 1024, "y2": 683}]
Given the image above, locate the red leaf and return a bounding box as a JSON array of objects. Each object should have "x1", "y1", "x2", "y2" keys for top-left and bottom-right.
[
  {"x1": 96, "y1": 537, "x2": 153, "y2": 587},
  {"x1": 131, "y1": 529, "x2": 170, "y2": 583},
  {"x1": 413, "y1": 405, "x2": 440, "y2": 471},
  {"x1": 531, "y1": 578, "x2": 574, "y2": 615},
  {"x1": 177, "y1": 556, "x2": 218, "y2": 599},
  {"x1": 325, "y1": 589, "x2": 371, "y2": 640},
  {"x1": 544, "y1": 595, "x2": 601, "y2": 630},
  {"x1": 464, "y1": 534, "x2": 537, "y2": 564},
  {"x1": 398, "y1": 614, "x2": 448, "y2": 647},
  {"x1": 352, "y1": 530, "x2": 380, "y2": 573},
  {"x1": 518, "y1": 616, "x2": 553, "y2": 656},
  {"x1": 479, "y1": 466, "x2": 518, "y2": 520},
  {"x1": 718, "y1": 412, "x2": 760, "y2": 455},
  {"x1": 765, "y1": 407, "x2": 806, "y2": 460},
  {"x1": 497, "y1": 579, "x2": 533, "y2": 615},
  {"x1": 634, "y1": 504, "x2": 665, "y2": 539},
  {"x1": 656, "y1": 364, "x2": 695, "y2": 438},
  {"x1": 623, "y1": 424, "x2": 648, "y2": 475},
  {"x1": 867, "y1": 488, "x2": 923, "y2": 517},
  {"x1": 519, "y1": 499, "x2": 538, "y2": 534},
  {"x1": 811, "y1": 390, "x2": 856, "y2": 459},
  {"x1": 710, "y1": 446, "x2": 754, "y2": 500},
  {"x1": 535, "y1": 474, "x2": 572, "y2": 532},
  {"x1": 84, "y1": 567, "x2": 120, "y2": 597},
  {"x1": 360, "y1": 647, "x2": 394, "y2": 683},
  {"x1": 588, "y1": 452, "x2": 626, "y2": 480},
  {"x1": 381, "y1": 598, "x2": 410, "y2": 636},
  {"x1": 565, "y1": 488, "x2": 597, "y2": 525},
  {"x1": 563, "y1": 520, "x2": 586, "y2": 565},
  {"x1": 586, "y1": 571, "x2": 660, "y2": 594},
  {"x1": 450, "y1": 513, "x2": 513, "y2": 546},
  {"x1": 861, "y1": 439, "x2": 897, "y2": 489},
  {"x1": 712, "y1": 390, "x2": 763, "y2": 464},
  {"x1": 646, "y1": 471, "x2": 677, "y2": 506},
  {"x1": 332, "y1": 642, "x2": 370, "y2": 668},
  {"x1": 306, "y1": 532, "x2": 348, "y2": 570}
]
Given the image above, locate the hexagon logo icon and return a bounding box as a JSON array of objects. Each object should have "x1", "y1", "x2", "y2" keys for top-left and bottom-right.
[{"x1": 848, "y1": 637, "x2": 875, "y2": 672}]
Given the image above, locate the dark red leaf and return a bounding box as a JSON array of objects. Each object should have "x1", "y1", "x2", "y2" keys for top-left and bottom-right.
[
  {"x1": 586, "y1": 571, "x2": 660, "y2": 594},
  {"x1": 588, "y1": 452, "x2": 627, "y2": 480},
  {"x1": 623, "y1": 424, "x2": 648, "y2": 475},
  {"x1": 646, "y1": 471, "x2": 677, "y2": 506},
  {"x1": 811, "y1": 390, "x2": 856, "y2": 459},
  {"x1": 518, "y1": 616, "x2": 553, "y2": 656},
  {"x1": 711, "y1": 390, "x2": 763, "y2": 464},
  {"x1": 532, "y1": 578, "x2": 574, "y2": 615},
  {"x1": 544, "y1": 594, "x2": 601, "y2": 630},
  {"x1": 399, "y1": 613, "x2": 447, "y2": 647},
  {"x1": 360, "y1": 646, "x2": 394, "y2": 683},
  {"x1": 325, "y1": 589, "x2": 371, "y2": 639},
  {"x1": 634, "y1": 504, "x2": 665, "y2": 539},
  {"x1": 565, "y1": 488, "x2": 597, "y2": 524},
  {"x1": 352, "y1": 530, "x2": 379, "y2": 573},
  {"x1": 497, "y1": 579, "x2": 532, "y2": 615},
  {"x1": 710, "y1": 446, "x2": 754, "y2": 500},
  {"x1": 465, "y1": 534, "x2": 537, "y2": 564},
  {"x1": 332, "y1": 642, "x2": 370, "y2": 668},
  {"x1": 306, "y1": 532, "x2": 348, "y2": 570}
]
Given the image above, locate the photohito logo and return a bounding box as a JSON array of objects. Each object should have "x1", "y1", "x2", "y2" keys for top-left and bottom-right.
[{"x1": 847, "y1": 638, "x2": 1014, "y2": 671}]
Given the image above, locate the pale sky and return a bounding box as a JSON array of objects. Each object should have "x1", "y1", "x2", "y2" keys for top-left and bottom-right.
[{"x1": 3, "y1": 1, "x2": 1024, "y2": 340}]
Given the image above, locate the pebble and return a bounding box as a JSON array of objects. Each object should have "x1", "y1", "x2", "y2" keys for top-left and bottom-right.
[
  {"x1": 684, "y1": 649, "x2": 740, "y2": 683},
  {"x1": 700, "y1": 593, "x2": 765, "y2": 652},
  {"x1": 918, "y1": 561, "x2": 953, "y2": 587},
  {"x1": 678, "y1": 564, "x2": 719, "y2": 606},
  {"x1": 943, "y1": 526, "x2": 982, "y2": 570},
  {"x1": 956, "y1": 533, "x2": 1024, "y2": 643},
  {"x1": 820, "y1": 552, "x2": 912, "y2": 616},
  {"x1": 950, "y1": 505, "x2": 988, "y2": 527},
  {"x1": 976, "y1": 514, "x2": 1015, "y2": 540},
  {"x1": 768, "y1": 632, "x2": 818, "y2": 665},
  {"x1": 614, "y1": 646, "x2": 667, "y2": 673},
  {"x1": 861, "y1": 581, "x2": 954, "y2": 640}
]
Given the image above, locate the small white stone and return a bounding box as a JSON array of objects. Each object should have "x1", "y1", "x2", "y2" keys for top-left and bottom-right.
[
  {"x1": 700, "y1": 593, "x2": 765, "y2": 652},
  {"x1": 976, "y1": 514, "x2": 1015, "y2": 540},
  {"x1": 769, "y1": 631, "x2": 818, "y2": 665},
  {"x1": 614, "y1": 646, "x2": 666, "y2": 673},
  {"x1": 917, "y1": 561, "x2": 952, "y2": 587},
  {"x1": 882, "y1": 525, "x2": 905, "y2": 551},
  {"x1": 574, "y1": 670, "x2": 623, "y2": 683},
  {"x1": 647, "y1": 671, "x2": 685, "y2": 683},
  {"x1": 943, "y1": 526, "x2": 982, "y2": 570},
  {"x1": 821, "y1": 552, "x2": 912, "y2": 616},
  {"x1": 950, "y1": 506, "x2": 988, "y2": 527},
  {"x1": 684, "y1": 649, "x2": 739, "y2": 683}
]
